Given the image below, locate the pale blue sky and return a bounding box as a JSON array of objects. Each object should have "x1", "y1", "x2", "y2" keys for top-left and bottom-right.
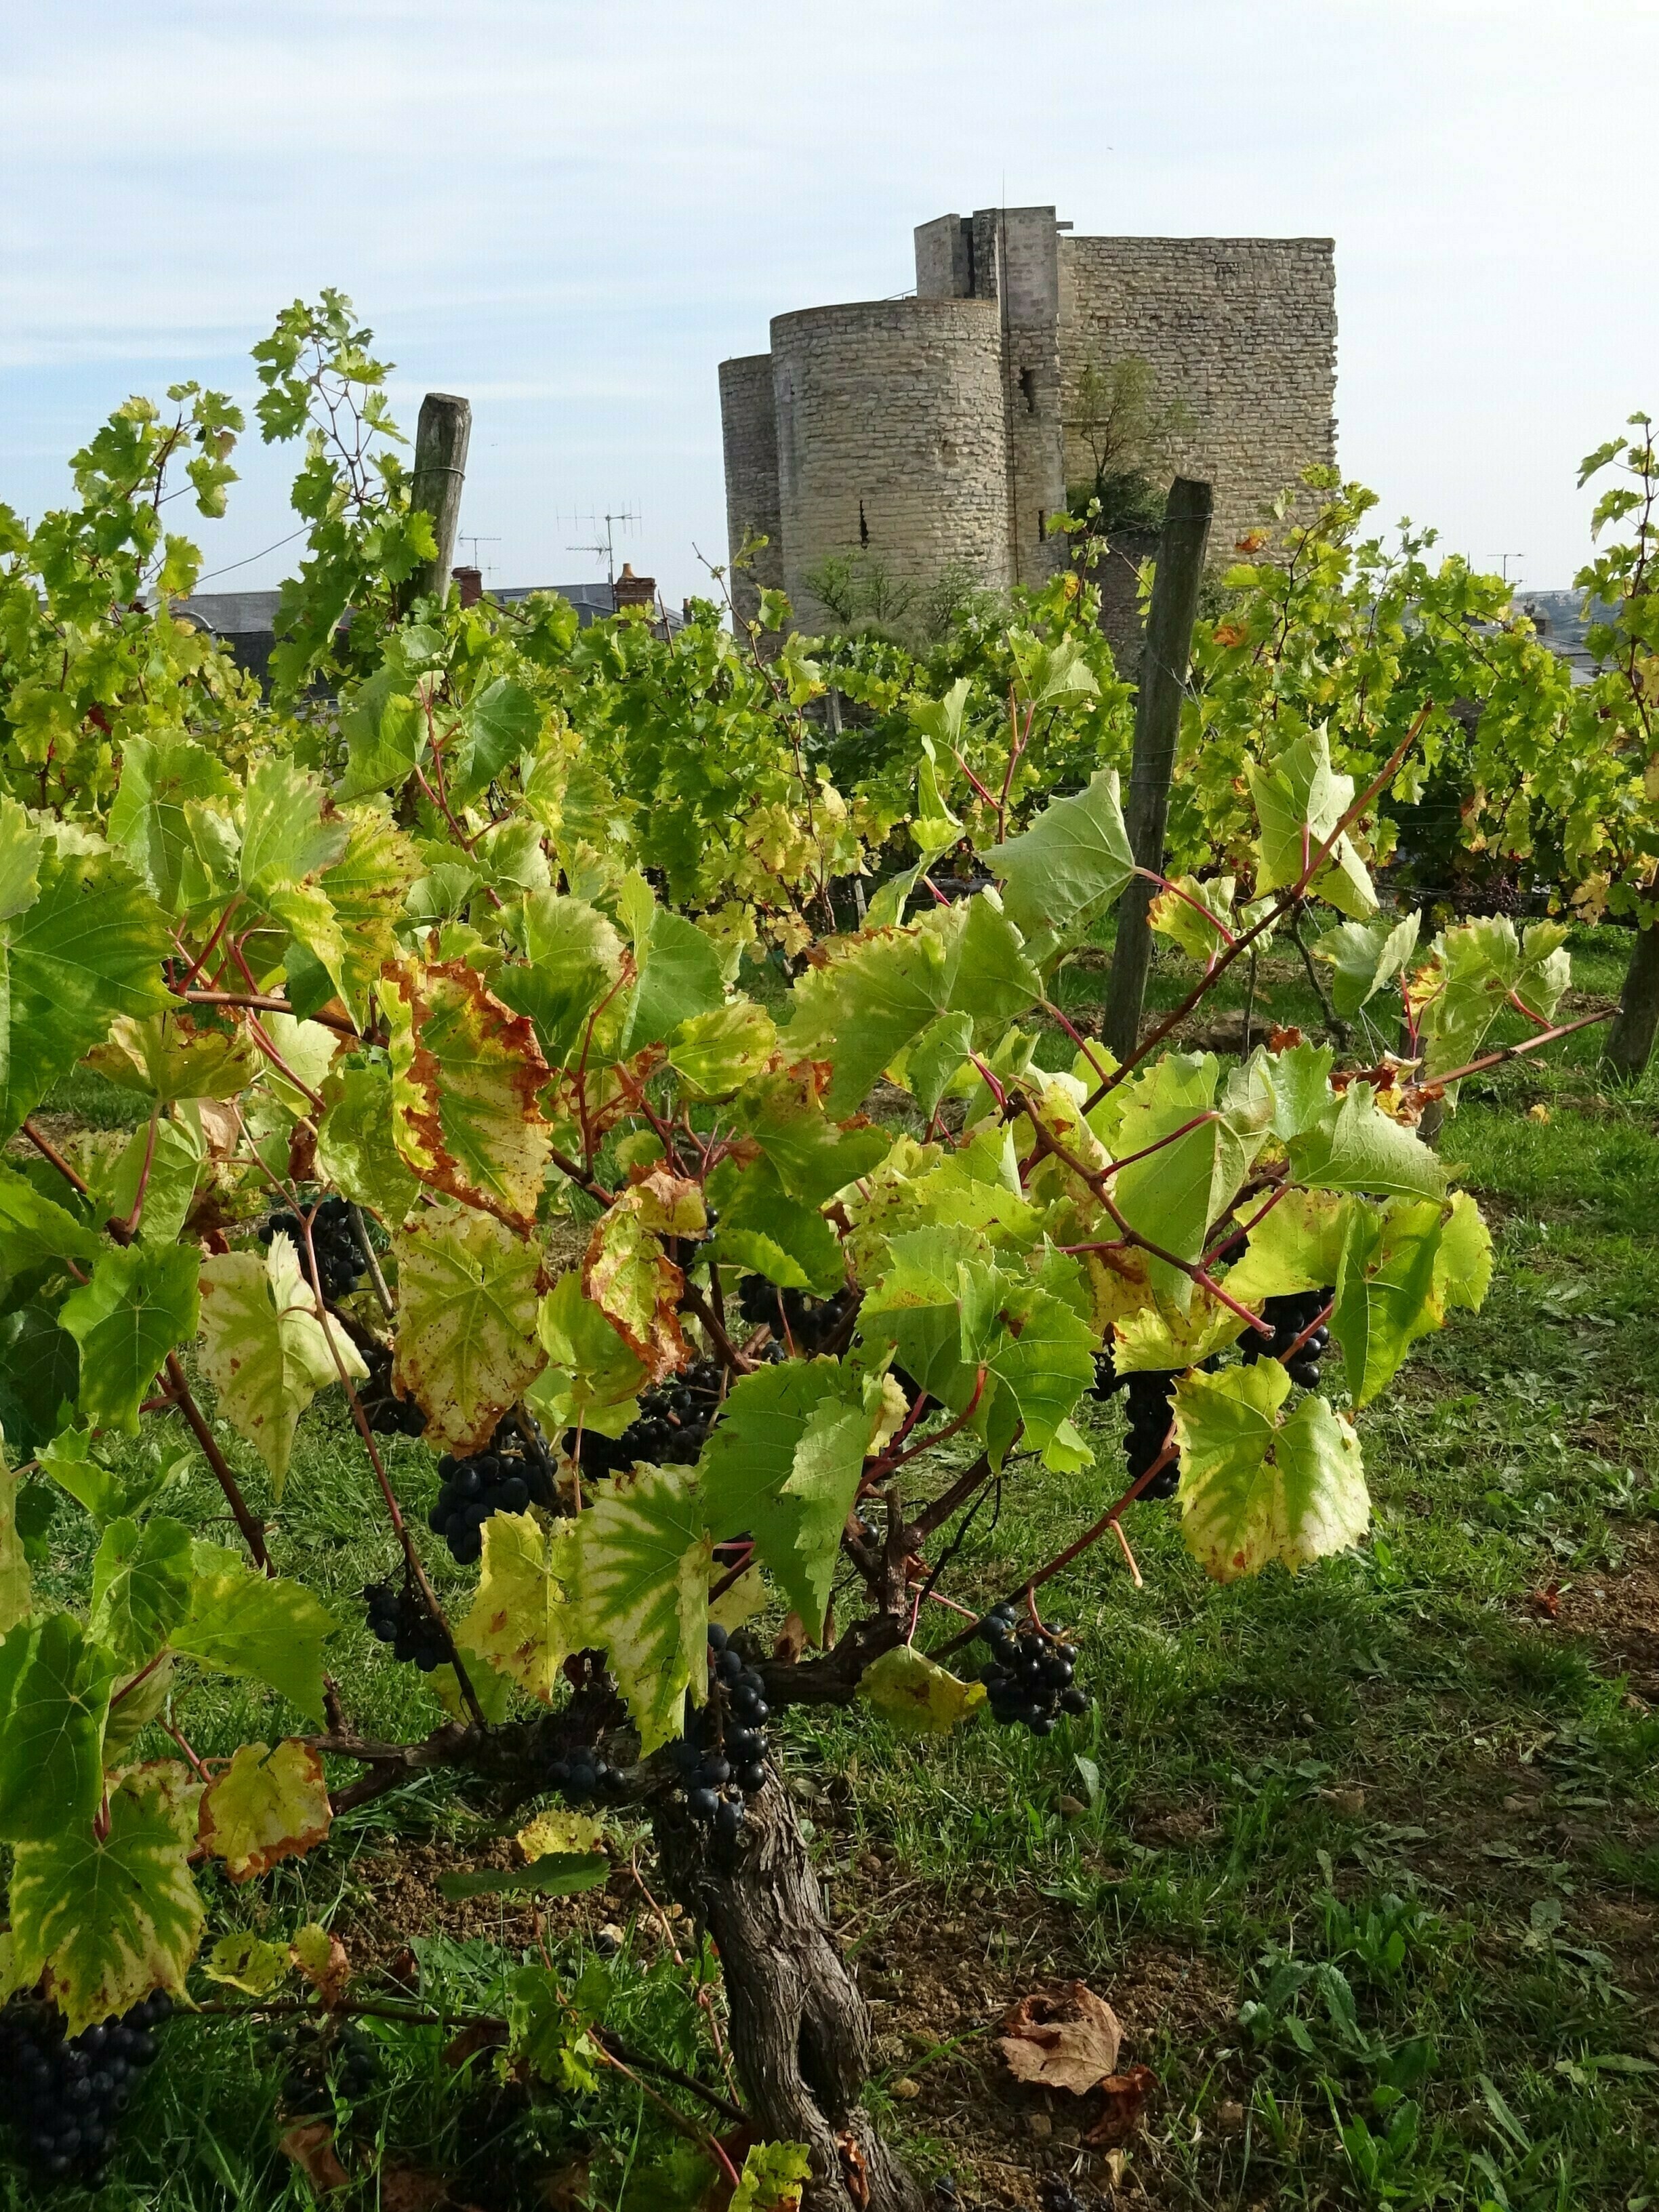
[{"x1": 1, "y1": 0, "x2": 1650, "y2": 605}]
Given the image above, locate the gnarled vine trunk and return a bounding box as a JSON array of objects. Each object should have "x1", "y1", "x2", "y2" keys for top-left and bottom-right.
[
  {"x1": 653, "y1": 1783, "x2": 924, "y2": 2212},
  {"x1": 1606, "y1": 921, "x2": 1659, "y2": 1079}
]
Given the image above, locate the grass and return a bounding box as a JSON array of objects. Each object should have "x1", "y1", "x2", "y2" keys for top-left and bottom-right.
[{"x1": 8, "y1": 921, "x2": 1659, "y2": 2209}]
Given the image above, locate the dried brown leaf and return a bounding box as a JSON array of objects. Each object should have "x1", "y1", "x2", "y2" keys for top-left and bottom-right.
[
  {"x1": 279, "y1": 2121, "x2": 350, "y2": 2192},
  {"x1": 996, "y1": 1982, "x2": 1122, "y2": 2096},
  {"x1": 1083, "y1": 2063, "x2": 1159, "y2": 2146}
]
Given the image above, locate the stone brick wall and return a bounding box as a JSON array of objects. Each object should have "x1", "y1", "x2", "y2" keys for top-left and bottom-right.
[
  {"x1": 717, "y1": 354, "x2": 786, "y2": 627},
  {"x1": 769, "y1": 300, "x2": 1011, "y2": 626},
  {"x1": 1059, "y1": 235, "x2": 1336, "y2": 558}
]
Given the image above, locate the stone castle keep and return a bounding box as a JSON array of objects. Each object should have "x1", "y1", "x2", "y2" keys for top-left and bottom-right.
[{"x1": 719, "y1": 205, "x2": 1336, "y2": 626}]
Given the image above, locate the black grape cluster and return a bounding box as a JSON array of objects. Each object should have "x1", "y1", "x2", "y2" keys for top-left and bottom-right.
[
  {"x1": 566, "y1": 1357, "x2": 726, "y2": 1477},
  {"x1": 358, "y1": 1343, "x2": 428, "y2": 1438},
  {"x1": 0, "y1": 1992, "x2": 169, "y2": 2186},
  {"x1": 364, "y1": 1578, "x2": 449, "y2": 1673},
  {"x1": 1123, "y1": 1369, "x2": 1181, "y2": 1498},
  {"x1": 667, "y1": 1624, "x2": 770, "y2": 1845},
  {"x1": 260, "y1": 1195, "x2": 363, "y2": 1305},
  {"x1": 977, "y1": 1603, "x2": 1088, "y2": 1735},
  {"x1": 1038, "y1": 2182, "x2": 1107, "y2": 2212},
  {"x1": 1241, "y1": 1289, "x2": 1333, "y2": 1390},
  {"x1": 541, "y1": 1744, "x2": 628, "y2": 1807},
  {"x1": 736, "y1": 1276, "x2": 857, "y2": 1354},
  {"x1": 281, "y1": 2022, "x2": 380, "y2": 2114},
  {"x1": 430, "y1": 1416, "x2": 557, "y2": 1564}
]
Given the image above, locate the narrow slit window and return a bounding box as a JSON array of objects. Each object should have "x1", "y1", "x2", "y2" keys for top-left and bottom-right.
[{"x1": 1019, "y1": 367, "x2": 1037, "y2": 413}]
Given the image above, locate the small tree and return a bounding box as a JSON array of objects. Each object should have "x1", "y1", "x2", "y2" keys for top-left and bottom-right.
[{"x1": 1065, "y1": 352, "x2": 1194, "y2": 532}]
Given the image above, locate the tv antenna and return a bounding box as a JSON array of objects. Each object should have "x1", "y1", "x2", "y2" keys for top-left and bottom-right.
[
  {"x1": 566, "y1": 508, "x2": 639, "y2": 590},
  {"x1": 1488, "y1": 552, "x2": 1526, "y2": 585},
  {"x1": 457, "y1": 535, "x2": 501, "y2": 577}
]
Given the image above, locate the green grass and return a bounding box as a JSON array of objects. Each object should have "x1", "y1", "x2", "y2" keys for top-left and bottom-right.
[{"x1": 12, "y1": 921, "x2": 1659, "y2": 2210}]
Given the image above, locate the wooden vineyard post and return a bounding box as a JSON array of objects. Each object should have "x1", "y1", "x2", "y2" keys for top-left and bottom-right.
[
  {"x1": 1103, "y1": 477, "x2": 1214, "y2": 1062},
  {"x1": 403, "y1": 391, "x2": 472, "y2": 607}
]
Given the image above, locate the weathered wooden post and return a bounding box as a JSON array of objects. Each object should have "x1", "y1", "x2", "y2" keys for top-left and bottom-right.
[
  {"x1": 1605, "y1": 922, "x2": 1659, "y2": 1078},
  {"x1": 1103, "y1": 477, "x2": 1214, "y2": 1061},
  {"x1": 402, "y1": 392, "x2": 472, "y2": 607}
]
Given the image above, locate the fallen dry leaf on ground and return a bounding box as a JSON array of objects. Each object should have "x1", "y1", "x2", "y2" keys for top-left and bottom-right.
[
  {"x1": 279, "y1": 2121, "x2": 350, "y2": 2192},
  {"x1": 1530, "y1": 1584, "x2": 1562, "y2": 1620},
  {"x1": 997, "y1": 1982, "x2": 1123, "y2": 2095},
  {"x1": 1084, "y1": 2064, "x2": 1160, "y2": 2146}
]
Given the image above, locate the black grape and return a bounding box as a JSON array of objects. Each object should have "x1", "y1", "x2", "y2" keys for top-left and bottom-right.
[
  {"x1": 259, "y1": 1195, "x2": 364, "y2": 1307},
  {"x1": 565, "y1": 1357, "x2": 726, "y2": 1479},
  {"x1": 429, "y1": 1413, "x2": 558, "y2": 1564},
  {"x1": 0, "y1": 1990, "x2": 171, "y2": 2186},
  {"x1": 976, "y1": 1604, "x2": 1088, "y2": 1734},
  {"x1": 1123, "y1": 1369, "x2": 1179, "y2": 1498},
  {"x1": 363, "y1": 1578, "x2": 449, "y2": 1673},
  {"x1": 358, "y1": 1343, "x2": 428, "y2": 1437},
  {"x1": 1240, "y1": 1289, "x2": 1333, "y2": 1391},
  {"x1": 735, "y1": 1277, "x2": 857, "y2": 1355},
  {"x1": 667, "y1": 1623, "x2": 771, "y2": 1837},
  {"x1": 281, "y1": 2021, "x2": 380, "y2": 2115}
]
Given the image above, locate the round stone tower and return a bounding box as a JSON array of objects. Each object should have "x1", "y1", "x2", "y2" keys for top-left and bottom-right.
[{"x1": 769, "y1": 299, "x2": 1011, "y2": 626}]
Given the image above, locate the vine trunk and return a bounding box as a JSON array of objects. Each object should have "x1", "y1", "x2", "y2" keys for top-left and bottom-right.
[{"x1": 653, "y1": 1785, "x2": 924, "y2": 2212}]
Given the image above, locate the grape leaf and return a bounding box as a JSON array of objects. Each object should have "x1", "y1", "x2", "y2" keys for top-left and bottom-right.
[
  {"x1": 737, "y1": 1067, "x2": 893, "y2": 1207},
  {"x1": 1264, "y1": 1040, "x2": 1337, "y2": 1141},
  {"x1": 1148, "y1": 874, "x2": 1236, "y2": 961},
  {"x1": 337, "y1": 665, "x2": 428, "y2": 800},
  {"x1": 457, "y1": 1509, "x2": 580, "y2": 1705},
  {"x1": 859, "y1": 1224, "x2": 1002, "y2": 1414},
  {"x1": 107, "y1": 735, "x2": 236, "y2": 915},
  {"x1": 87, "y1": 1010, "x2": 255, "y2": 1104},
  {"x1": 8, "y1": 1760, "x2": 203, "y2": 2034},
  {"x1": 316, "y1": 1061, "x2": 420, "y2": 1223},
  {"x1": 1174, "y1": 1364, "x2": 1369, "y2": 1583},
  {"x1": 60, "y1": 1243, "x2": 201, "y2": 1437},
  {"x1": 697, "y1": 1361, "x2": 869, "y2": 1641},
  {"x1": 665, "y1": 999, "x2": 778, "y2": 1099},
  {"x1": 94, "y1": 1113, "x2": 204, "y2": 1248},
  {"x1": 0, "y1": 1435, "x2": 28, "y2": 1637},
  {"x1": 202, "y1": 1930, "x2": 292, "y2": 1996},
  {"x1": 0, "y1": 1159, "x2": 100, "y2": 1290},
  {"x1": 619, "y1": 903, "x2": 728, "y2": 1057},
  {"x1": 705, "y1": 1152, "x2": 845, "y2": 1297},
  {"x1": 312, "y1": 806, "x2": 420, "y2": 1020},
  {"x1": 1431, "y1": 1190, "x2": 1492, "y2": 1315},
  {"x1": 531, "y1": 1267, "x2": 647, "y2": 1438},
  {"x1": 1248, "y1": 727, "x2": 1376, "y2": 920},
  {"x1": 90, "y1": 1514, "x2": 194, "y2": 1668},
  {"x1": 0, "y1": 1305, "x2": 79, "y2": 1461},
  {"x1": 449, "y1": 675, "x2": 542, "y2": 804},
  {"x1": 857, "y1": 1645, "x2": 987, "y2": 1737},
  {"x1": 732, "y1": 2142, "x2": 814, "y2": 2212},
  {"x1": 573, "y1": 1465, "x2": 712, "y2": 1755},
  {"x1": 392, "y1": 1206, "x2": 546, "y2": 1454},
  {"x1": 983, "y1": 768, "x2": 1134, "y2": 943},
  {"x1": 236, "y1": 756, "x2": 348, "y2": 902},
  {"x1": 197, "y1": 1739, "x2": 333, "y2": 1882},
  {"x1": 0, "y1": 1612, "x2": 110, "y2": 1842},
  {"x1": 903, "y1": 1010, "x2": 975, "y2": 1118},
  {"x1": 437, "y1": 1852, "x2": 610, "y2": 1903},
  {"x1": 582, "y1": 1194, "x2": 689, "y2": 1386},
  {"x1": 384, "y1": 958, "x2": 552, "y2": 1233},
  {"x1": 1418, "y1": 916, "x2": 1571, "y2": 1084},
  {"x1": 1111, "y1": 1052, "x2": 1263, "y2": 1309},
  {"x1": 1219, "y1": 1189, "x2": 1347, "y2": 1305},
  {"x1": 1111, "y1": 1288, "x2": 1246, "y2": 1373},
  {"x1": 1318, "y1": 911, "x2": 1420, "y2": 1020},
  {"x1": 197, "y1": 1235, "x2": 368, "y2": 1492},
  {"x1": 1332, "y1": 1197, "x2": 1446, "y2": 1406},
  {"x1": 0, "y1": 841, "x2": 173, "y2": 1140},
  {"x1": 984, "y1": 1280, "x2": 1097, "y2": 1465},
  {"x1": 1288, "y1": 1083, "x2": 1447, "y2": 1201},
  {"x1": 171, "y1": 1541, "x2": 337, "y2": 1724},
  {"x1": 935, "y1": 892, "x2": 1044, "y2": 1023},
  {"x1": 494, "y1": 892, "x2": 628, "y2": 1069},
  {"x1": 784, "y1": 928, "x2": 949, "y2": 1115}
]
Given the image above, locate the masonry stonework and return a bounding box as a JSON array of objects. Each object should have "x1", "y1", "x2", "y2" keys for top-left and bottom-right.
[{"x1": 719, "y1": 205, "x2": 1336, "y2": 630}]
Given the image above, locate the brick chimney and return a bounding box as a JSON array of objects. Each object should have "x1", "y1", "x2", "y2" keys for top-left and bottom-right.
[
  {"x1": 613, "y1": 561, "x2": 655, "y2": 612},
  {"x1": 451, "y1": 565, "x2": 483, "y2": 608}
]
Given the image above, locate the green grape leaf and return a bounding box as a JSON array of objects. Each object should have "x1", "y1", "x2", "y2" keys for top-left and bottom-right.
[
  {"x1": 984, "y1": 1281, "x2": 1097, "y2": 1463},
  {"x1": 859, "y1": 1224, "x2": 1002, "y2": 1414},
  {"x1": 107, "y1": 735, "x2": 236, "y2": 915},
  {"x1": 1317, "y1": 910, "x2": 1420, "y2": 1020},
  {"x1": 392, "y1": 1206, "x2": 546, "y2": 1454},
  {"x1": 697, "y1": 1361, "x2": 869, "y2": 1641},
  {"x1": 38, "y1": 1427, "x2": 126, "y2": 1521},
  {"x1": 1111, "y1": 1052, "x2": 1262, "y2": 1309},
  {"x1": 457, "y1": 1509, "x2": 580, "y2": 1705},
  {"x1": 0, "y1": 1613, "x2": 110, "y2": 1842},
  {"x1": 581, "y1": 1193, "x2": 690, "y2": 1385},
  {"x1": 236, "y1": 757, "x2": 348, "y2": 902},
  {"x1": 1174, "y1": 1364, "x2": 1369, "y2": 1584},
  {"x1": 1288, "y1": 1084, "x2": 1447, "y2": 1201},
  {"x1": 665, "y1": 1000, "x2": 778, "y2": 1099},
  {"x1": 316, "y1": 1061, "x2": 420, "y2": 1223},
  {"x1": 857, "y1": 1644, "x2": 987, "y2": 1737},
  {"x1": 784, "y1": 928, "x2": 949, "y2": 1116},
  {"x1": 1219, "y1": 1189, "x2": 1348, "y2": 1305},
  {"x1": 8, "y1": 1761, "x2": 203, "y2": 2034},
  {"x1": 1331, "y1": 1197, "x2": 1446, "y2": 1406},
  {"x1": 1431, "y1": 1191, "x2": 1492, "y2": 1315},
  {"x1": 911, "y1": 728, "x2": 963, "y2": 857},
  {"x1": 1248, "y1": 727, "x2": 1376, "y2": 920},
  {"x1": 449, "y1": 675, "x2": 542, "y2": 804},
  {"x1": 732, "y1": 2143, "x2": 815, "y2": 2212},
  {"x1": 87, "y1": 1010, "x2": 255, "y2": 1104},
  {"x1": 0, "y1": 841, "x2": 173, "y2": 1140},
  {"x1": 94, "y1": 1113, "x2": 204, "y2": 1247},
  {"x1": 60, "y1": 1243, "x2": 200, "y2": 1437},
  {"x1": 1418, "y1": 916, "x2": 1571, "y2": 1084},
  {"x1": 313, "y1": 806, "x2": 419, "y2": 1020},
  {"x1": 903, "y1": 1010, "x2": 975, "y2": 1118},
  {"x1": 531, "y1": 1269, "x2": 647, "y2": 1440},
  {"x1": 573, "y1": 1465, "x2": 712, "y2": 1755},
  {"x1": 737, "y1": 1067, "x2": 893, "y2": 1208},
  {"x1": 197, "y1": 1739, "x2": 333, "y2": 1882},
  {"x1": 197, "y1": 1235, "x2": 367, "y2": 1492},
  {"x1": 90, "y1": 1514, "x2": 194, "y2": 1668},
  {"x1": 507, "y1": 1962, "x2": 604, "y2": 2093},
  {"x1": 337, "y1": 667, "x2": 428, "y2": 799},
  {"x1": 1264, "y1": 1041, "x2": 1337, "y2": 1141},
  {"x1": 706, "y1": 1152, "x2": 844, "y2": 1298},
  {"x1": 0, "y1": 800, "x2": 40, "y2": 922},
  {"x1": 0, "y1": 1435, "x2": 28, "y2": 1637},
  {"x1": 438, "y1": 1852, "x2": 610, "y2": 1903},
  {"x1": 935, "y1": 891, "x2": 1044, "y2": 1023},
  {"x1": 983, "y1": 767, "x2": 1134, "y2": 943},
  {"x1": 494, "y1": 892, "x2": 628, "y2": 1069},
  {"x1": 619, "y1": 905, "x2": 727, "y2": 1057},
  {"x1": 384, "y1": 958, "x2": 552, "y2": 1233},
  {"x1": 171, "y1": 1542, "x2": 337, "y2": 1724},
  {"x1": 0, "y1": 1159, "x2": 100, "y2": 1290},
  {"x1": 1148, "y1": 874, "x2": 1236, "y2": 961}
]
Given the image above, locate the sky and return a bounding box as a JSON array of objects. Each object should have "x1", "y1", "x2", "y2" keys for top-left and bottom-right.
[{"x1": 1, "y1": 0, "x2": 1652, "y2": 608}]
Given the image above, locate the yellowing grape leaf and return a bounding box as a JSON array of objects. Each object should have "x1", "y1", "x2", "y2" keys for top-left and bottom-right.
[
  {"x1": 666, "y1": 999, "x2": 777, "y2": 1098},
  {"x1": 582, "y1": 1195, "x2": 689, "y2": 1387},
  {"x1": 290, "y1": 1921, "x2": 349, "y2": 2005},
  {"x1": 392, "y1": 1206, "x2": 546, "y2": 1454},
  {"x1": 531, "y1": 1267, "x2": 646, "y2": 1439},
  {"x1": 88, "y1": 1010, "x2": 256, "y2": 1103},
  {"x1": 384, "y1": 958, "x2": 552, "y2": 1233},
  {"x1": 457, "y1": 1510, "x2": 579, "y2": 1705},
  {"x1": 1218, "y1": 1188, "x2": 1347, "y2": 1307},
  {"x1": 197, "y1": 1235, "x2": 368, "y2": 1492},
  {"x1": 732, "y1": 2142, "x2": 814, "y2": 2212},
  {"x1": 857, "y1": 1644, "x2": 987, "y2": 1736},
  {"x1": 1331, "y1": 1197, "x2": 1445, "y2": 1406},
  {"x1": 1431, "y1": 1190, "x2": 1492, "y2": 1315},
  {"x1": 1174, "y1": 1364, "x2": 1368, "y2": 1584},
  {"x1": 60, "y1": 1243, "x2": 201, "y2": 1436},
  {"x1": 202, "y1": 1929, "x2": 292, "y2": 1996},
  {"x1": 573, "y1": 1465, "x2": 712, "y2": 1755},
  {"x1": 516, "y1": 1807, "x2": 605, "y2": 1858},
  {"x1": 9, "y1": 1761, "x2": 204, "y2": 2034},
  {"x1": 198, "y1": 1740, "x2": 333, "y2": 1882},
  {"x1": 1111, "y1": 1290, "x2": 1246, "y2": 1374},
  {"x1": 316, "y1": 1061, "x2": 420, "y2": 1224}
]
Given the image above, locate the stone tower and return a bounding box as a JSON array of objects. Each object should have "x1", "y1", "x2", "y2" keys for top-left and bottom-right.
[{"x1": 718, "y1": 205, "x2": 1336, "y2": 628}]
